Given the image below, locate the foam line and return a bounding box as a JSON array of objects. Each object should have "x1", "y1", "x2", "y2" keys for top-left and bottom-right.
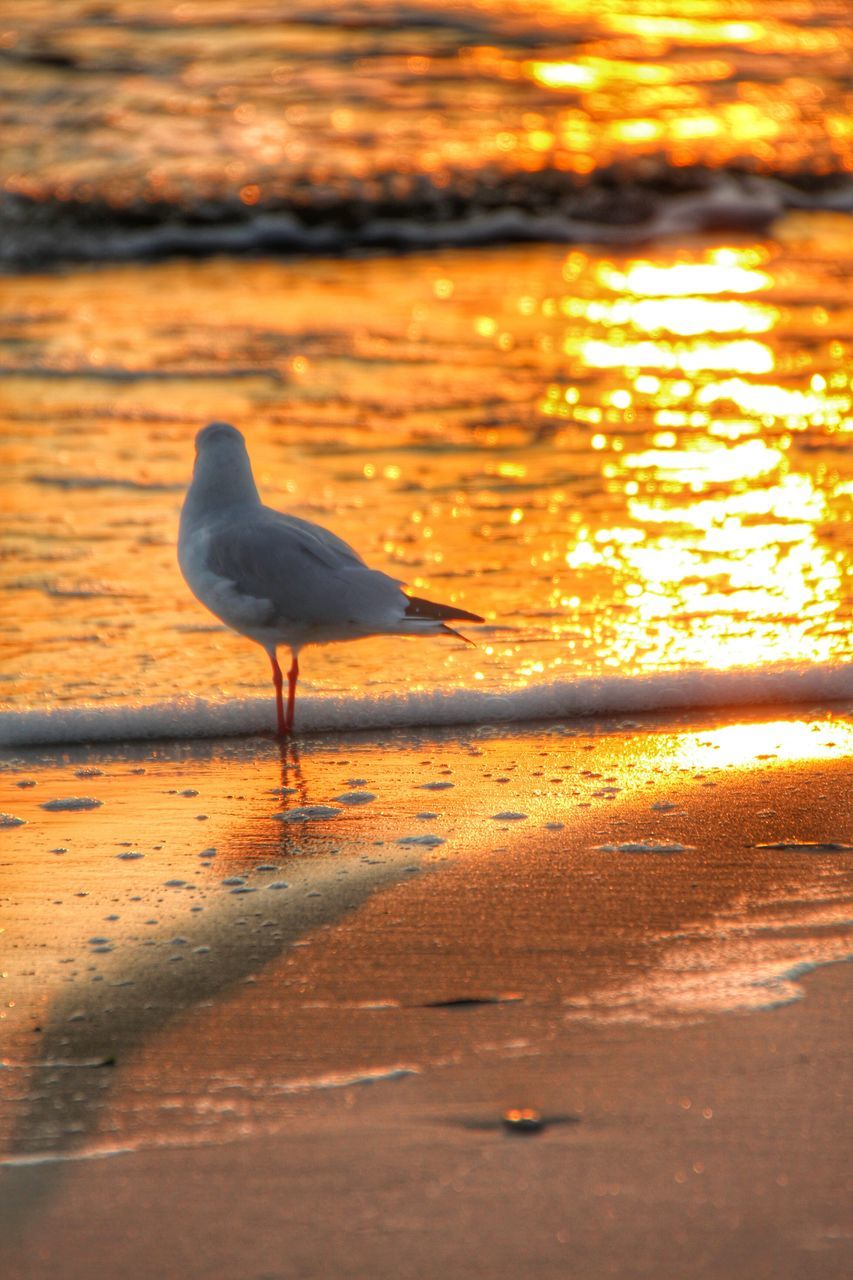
[{"x1": 0, "y1": 664, "x2": 849, "y2": 748}]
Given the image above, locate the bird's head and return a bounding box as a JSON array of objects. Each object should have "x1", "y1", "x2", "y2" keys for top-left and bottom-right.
[
  {"x1": 195, "y1": 421, "x2": 246, "y2": 455},
  {"x1": 184, "y1": 421, "x2": 260, "y2": 512}
]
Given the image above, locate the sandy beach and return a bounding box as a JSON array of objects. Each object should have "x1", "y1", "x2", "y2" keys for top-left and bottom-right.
[{"x1": 2, "y1": 703, "x2": 850, "y2": 1278}]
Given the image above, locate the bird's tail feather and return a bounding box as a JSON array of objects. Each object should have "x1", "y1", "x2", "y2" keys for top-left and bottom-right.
[{"x1": 440, "y1": 622, "x2": 477, "y2": 646}]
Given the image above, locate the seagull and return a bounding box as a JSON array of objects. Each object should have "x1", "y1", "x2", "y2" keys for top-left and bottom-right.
[{"x1": 178, "y1": 422, "x2": 484, "y2": 736}]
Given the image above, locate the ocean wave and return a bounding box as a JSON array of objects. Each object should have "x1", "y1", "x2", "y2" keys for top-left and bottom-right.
[
  {"x1": 1, "y1": 664, "x2": 849, "y2": 748},
  {"x1": 3, "y1": 170, "x2": 852, "y2": 268}
]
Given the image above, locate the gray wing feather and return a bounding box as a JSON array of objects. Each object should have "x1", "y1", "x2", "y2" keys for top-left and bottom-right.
[{"x1": 205, "y1": 506, "x2": 405, "y2": 628}]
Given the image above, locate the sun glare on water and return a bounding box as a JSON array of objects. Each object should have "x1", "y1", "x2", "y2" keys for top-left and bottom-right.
[{"x1": 0, "y1": 237, "x2": 851, "y2": 707}]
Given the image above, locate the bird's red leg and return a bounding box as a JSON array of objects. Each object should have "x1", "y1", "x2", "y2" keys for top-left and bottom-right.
[
  {"x1": 285, "y1": 653, "x2": 299, "y2": 734},
  {"x1": 269, "y1": 652, "x2": 287, "y2": 737}
]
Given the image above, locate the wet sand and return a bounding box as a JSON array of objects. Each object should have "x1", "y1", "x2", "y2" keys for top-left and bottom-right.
[
  {"x1": 1, "y1": 705, "x2": 851, "y2": 1278},
  {"x1": 3, "y1": 966, "x2": 849, "y2": 1280}
]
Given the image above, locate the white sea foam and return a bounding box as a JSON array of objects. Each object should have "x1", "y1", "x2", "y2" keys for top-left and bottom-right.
[
  {"x1": 0, "y1": 664, "x2": 849, "y2": 748},
  {"x1": 273, "y1": 805, "x2": 342, "y2": 823},
  {"x1": 28, "y1": 172, "x2": 853, "y2": 268}
]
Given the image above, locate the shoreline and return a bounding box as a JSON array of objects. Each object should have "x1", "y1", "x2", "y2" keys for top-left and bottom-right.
[
  {"x1": 1, "y1": 703, "x2": 850, "y2": 1277},
  {"x1": 2, "y1": 662, "x2": 852, "y2": 748},
  {"x1": 5, "y1": 169, "x2": 853, "y2": 272}
]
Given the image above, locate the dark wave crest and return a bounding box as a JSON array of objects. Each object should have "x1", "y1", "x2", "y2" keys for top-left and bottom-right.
[{"x1": 4, "y1": 166, "x2": 852, "y2": 268}]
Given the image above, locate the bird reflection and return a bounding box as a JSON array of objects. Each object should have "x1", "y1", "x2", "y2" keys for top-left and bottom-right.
[{"x1": 0, "y1": 739, "x2": 422, "y2": 1230}]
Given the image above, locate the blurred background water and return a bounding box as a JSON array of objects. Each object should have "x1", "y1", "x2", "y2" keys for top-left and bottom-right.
[
  {"x1": 0, "y1": 1, "x2": 851, "y2": 719},
  {"x1": 2, "y1": 0, "x2": 852, "y2": 261}
]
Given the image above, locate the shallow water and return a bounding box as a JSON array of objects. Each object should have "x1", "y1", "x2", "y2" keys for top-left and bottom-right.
[{"x1": 1, "y1": 216, "x2": 851, "y2": 726}]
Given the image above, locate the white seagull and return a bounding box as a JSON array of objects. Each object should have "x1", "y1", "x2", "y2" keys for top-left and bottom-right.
[{"x1": 178, "y1": 422, "x2": 484, "y2": 735}]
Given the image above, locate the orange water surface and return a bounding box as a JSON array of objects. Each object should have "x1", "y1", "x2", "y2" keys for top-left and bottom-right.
[
  {"x1": 2, "y1": 0, "x2": 851, "y2": 211},
  {"x1": 1, "y1": 212, "x2": 851, "y2": 712}
]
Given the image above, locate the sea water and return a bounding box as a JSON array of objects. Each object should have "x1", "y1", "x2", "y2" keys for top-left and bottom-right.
[
  {"x1": 2, "y1": 234, "x2": 851, "y2": 742},
  {"x1": 1, "y1": 0, "x2": 851, "y2": 744}
]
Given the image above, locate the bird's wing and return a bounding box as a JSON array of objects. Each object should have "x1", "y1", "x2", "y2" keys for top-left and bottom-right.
[{"x1": 203, "y1": 506, "x2": 406, "y2": 630}]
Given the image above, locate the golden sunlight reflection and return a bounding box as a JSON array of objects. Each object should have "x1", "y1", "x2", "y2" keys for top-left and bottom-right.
[
  {"x1": 672, "y1": 718, "x2": 853, "y2": 772},
  {"x1": 596, "y1": 257, "x2": 773, "y2": 296},
  {"x1": 575, "y1": 338, "x2": 775, "y2": 375},
  {"x1": 532, "y1": 239, "x2": 851, "y2": 678},
  {"x1": 568, "y1": 297, "x2": 777, "y2": 335},
  {"x1": 623, "y1": 440, "x2": 784, "y2": 482}
]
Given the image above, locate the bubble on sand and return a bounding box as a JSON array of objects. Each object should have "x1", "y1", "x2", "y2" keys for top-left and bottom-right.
[
  {"x1": 491, "y1": 812, "x2": 528, "y2": 821},
  {"x1": 419, "y1": 782, "x2": 454, "y2": 791},
  {"x1": 273, "y1": 806, "x2": 342, "y2": 823},
  {"x1": 75, "y1": 768, "x2": 103, "y2": 778},
  {"x1": 266, "y1": 882, "x2": 290, "y2": 890},
  {"x1": 544, "y1": 822, "x2": 564, "y2": 830},
  {"x1": 333, "y1": 792, "x2": 376, "y2": 806},
  {"x1": 116, "y1": 851, "x2": 143, "y2": 860},
  {"x1": 416, "y1": 812, "x2": 438, "y2": 821},
  {"x1": 40, "y1": 797, "x2": 102, "y2": 812},
  {"x1": 221, "y1": 876, "x2": 246, "y2": 886},
  {"x1": 594, "y1": 841, "x2": 694, "y2": 854},
  {"x1": 0, "y1": 813, "x2": 26, "y2": 827},
  {"x1": 651, "y1": 800, "x2": 679, "y2": 811},
  {"x1": 397, "y1": 834, "x2": 446, "y2": 847}
]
